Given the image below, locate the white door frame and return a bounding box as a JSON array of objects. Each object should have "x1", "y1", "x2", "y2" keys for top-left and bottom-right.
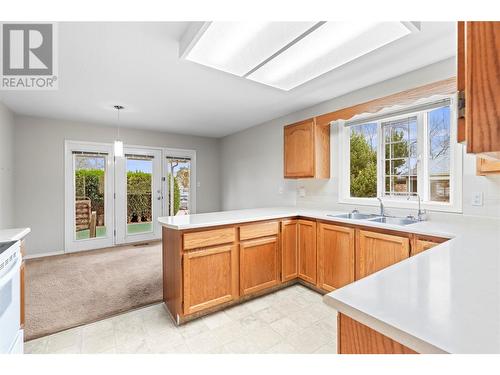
[
  {"x1": 64, "y1": 140, "x2": 115, "y2": 253},
  {"x1": 115, "y1": 146, "x2": 162, "y2": 244},
  {"x1": 163, "y1": 148, "x2": 197, "y2": 215}
]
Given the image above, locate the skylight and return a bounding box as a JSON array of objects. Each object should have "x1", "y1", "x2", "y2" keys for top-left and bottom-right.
[{"x1": 182, "y1": 22, "x2": 417, "y2": 91}]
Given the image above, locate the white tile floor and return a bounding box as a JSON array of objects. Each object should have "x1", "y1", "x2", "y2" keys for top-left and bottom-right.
[{"x1": 24, "y1": 285, "x2": 338, "y2": 354}]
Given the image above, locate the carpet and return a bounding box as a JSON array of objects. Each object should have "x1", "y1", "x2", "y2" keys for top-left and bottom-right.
[{"x1": 25, "y1": 242, "x2": 163, "y2": 340}]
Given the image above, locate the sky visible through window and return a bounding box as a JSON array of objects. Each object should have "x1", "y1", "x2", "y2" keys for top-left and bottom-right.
[{"x1": 127, "y1": 159, "x2": 153, "y2": 173}]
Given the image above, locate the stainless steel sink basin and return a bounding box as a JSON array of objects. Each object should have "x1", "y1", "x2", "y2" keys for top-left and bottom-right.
[
  {"x1": 328, "y1": 213, "x2": 380, "y2": 220},
  {"x1": 367, "y1": 216, "x2": 419, "y2": 226}
]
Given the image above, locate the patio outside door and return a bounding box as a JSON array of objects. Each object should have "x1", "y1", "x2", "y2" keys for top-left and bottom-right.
[{"x1": 115, "y1": 147, "x2": 162, "y2": 244}]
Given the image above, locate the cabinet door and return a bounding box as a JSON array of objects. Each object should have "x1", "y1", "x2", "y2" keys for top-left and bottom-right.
[
  {"x1": 317, "y1": 223, "x2": 355, "y2": 292},
  {"x1": 183, "y1": 245, "x2": 238, "y2": 315},
  {"x1": 411, "y1": 235, "x2": 447, "y2": 256},
  {"x1": 281, "y1": 219, "x2": 298, "y2": 282},
  {"x1": 476, "y1": 157, "x2": 500, "y2": 176},
  {"x1": 465, "y1": 22, "x2": 500, "y2": 154},
  {"x1": 240, "y1": 236, "x2": 279, "y2": 296},
  {"x1": 284, "y1": 119, "x2": 315, "y2": 178},
  {"x1": 298, "y1": 220, "x2": 317, "y2": 284},
  {"x1": 412, "y1": 240, "x2": 438, "y2": 256},
  {"x1": 356, "y1": 230, "x2": 410, "y2": 280}
]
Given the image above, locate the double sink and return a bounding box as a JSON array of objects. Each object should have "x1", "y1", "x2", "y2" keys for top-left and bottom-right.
[{"x1": 327, "y1": 212, "x2": 419, "y2": 226}]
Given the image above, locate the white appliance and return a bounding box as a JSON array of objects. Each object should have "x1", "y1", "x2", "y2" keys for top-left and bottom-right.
[{"x1": 0, "y1": 240, "x2": 23, "y2": 354}]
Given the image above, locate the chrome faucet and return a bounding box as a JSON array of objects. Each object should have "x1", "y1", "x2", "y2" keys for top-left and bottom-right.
[
  {"x1": 407, "y1": 193, "x2": 427, "y2": 221},
  {"x1": 376, "y1": 197, "x2": 385, "y2": 217}
]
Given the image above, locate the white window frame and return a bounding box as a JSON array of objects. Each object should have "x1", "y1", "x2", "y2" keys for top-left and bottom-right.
[
  {"x1": 339, "y1": 95, "x2": 463, "y2": 213},
  {"x1": 163, "y1": 148, "x2": 197, "y2": 215}
]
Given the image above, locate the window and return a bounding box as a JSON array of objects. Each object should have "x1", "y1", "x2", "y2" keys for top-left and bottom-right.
[
  {"x1": 382, "y1": 116, "x2": 418, "y2": 198},
  {"x1": 342, "y1": 98, "x2": 462, "y2": 212}
]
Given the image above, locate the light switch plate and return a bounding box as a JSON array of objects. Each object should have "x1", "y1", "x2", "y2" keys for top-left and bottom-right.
[{"x1": 472, "y1": 192, "x2": 483, "y2": 206}]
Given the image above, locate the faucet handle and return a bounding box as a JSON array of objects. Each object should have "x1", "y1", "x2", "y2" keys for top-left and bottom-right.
[{"x1": 352, "y1": 209, "x2": 359, "y2": 214}]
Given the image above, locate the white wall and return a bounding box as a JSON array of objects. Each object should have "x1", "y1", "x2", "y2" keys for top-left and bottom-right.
[
  {"x1": 220, "y1": 57, "x2": 500, "y2": 219},
  {"x1": 0, "y1": 101, "x2": 15, "y2": 228},
  {"x1": 13, "y1": 115, "x2": 221, "y2": 256}
]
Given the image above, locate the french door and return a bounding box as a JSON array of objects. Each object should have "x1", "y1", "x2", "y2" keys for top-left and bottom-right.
[
  {"x1": 65, "y1": 142, "x2": 194, "y2": 252},
  {"x1": 115, "y1": 147, "x2": 162, "y2": 244},
  {"x1": 65, "y1": 141, "x2": 115, "y2": 252}
]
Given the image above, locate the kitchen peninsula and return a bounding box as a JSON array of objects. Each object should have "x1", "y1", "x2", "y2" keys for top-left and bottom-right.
[{"x1": 158, "y1": 207, "x2": 500, "y2": 353}]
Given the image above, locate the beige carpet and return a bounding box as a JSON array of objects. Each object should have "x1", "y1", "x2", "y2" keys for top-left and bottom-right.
[{"x1": 25, "y1": 242, "x2": 163, "y2": 340}]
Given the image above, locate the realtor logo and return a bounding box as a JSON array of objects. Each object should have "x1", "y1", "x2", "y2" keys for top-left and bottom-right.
[{"x1": 1, "y1": 23, "x2": 58, "y2": 90}]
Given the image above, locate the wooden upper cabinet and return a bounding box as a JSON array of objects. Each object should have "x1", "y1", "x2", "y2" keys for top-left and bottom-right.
[
  {"x1": 317, "y1": 223, "x2": 355, "y2": 292},
  {"x1": 183, "y1": 244, "x2": 238, "y2": 315},
  {"x1": 284, "y1": 118, "x2": 330, "y2": 179},
  {"x1": 240, "y1": 236, "x2": 279, "y2": 296},
  {"x1": 458, "y1": 21, "x2": 500, "y2": 156},
  {"x1": 297, "y1": 220, "x2": 317, "y2": 284},
  {"x1": 281, "y1": 219, "x2": 298, "y2": 282},
  {"x1": 355, "y1": 229, "x2": 410, "y2": 280},
  {"x1": 476, "y1": 156, "x2": 500, "y2": 176}
]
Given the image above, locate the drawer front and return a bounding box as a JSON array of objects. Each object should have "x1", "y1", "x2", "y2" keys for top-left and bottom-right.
[
  {"x1": 239, "y1": 221, "x2": 279, "y2": 241},
  {"x1": 183, "y1": 227, "x2": 236, "y2": 250}
]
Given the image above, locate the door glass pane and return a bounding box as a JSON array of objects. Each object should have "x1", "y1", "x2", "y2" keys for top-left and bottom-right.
[
  {"x1": 166, "y1": 157, "x2": 191, "y2": 216},
  {"x1": 74, "y1": 152, "x2": 107, "y2": 240},
  {"x1": 126, "y1": 155, "x2": 153, "y2": 235}
]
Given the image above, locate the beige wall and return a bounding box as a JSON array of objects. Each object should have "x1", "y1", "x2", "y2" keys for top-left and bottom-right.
[
  {"x1": 0, "y1": 101, "x2": 15, "y2": 229},
  {"x1": 14, "y1": 115, "x2": 221, "y2": 256},
  {"x1": 220, "y1": 57, "x2": 500, "y2": 219}
]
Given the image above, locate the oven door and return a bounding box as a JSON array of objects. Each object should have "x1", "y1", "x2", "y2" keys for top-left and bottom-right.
[{"x1": 0, "y1": 251, "x2": 21, "y2": 353}]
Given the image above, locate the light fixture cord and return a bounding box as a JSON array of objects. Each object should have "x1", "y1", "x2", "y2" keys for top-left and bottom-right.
[{"x1": 117, "y1": 107, "x2": 120, "y2": 139}]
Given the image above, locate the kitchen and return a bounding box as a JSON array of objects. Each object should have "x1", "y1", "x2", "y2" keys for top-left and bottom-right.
[{"x1": 1, "y1": 2, "x2": 500, "y2": 373}]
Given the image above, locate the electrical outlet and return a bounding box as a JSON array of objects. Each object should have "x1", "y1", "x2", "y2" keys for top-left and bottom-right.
[
  {"x1": 298, "y1": 186, "x2": 306, "y2": 198},
  {"x1": 471, "y1": 192, "x2": 483, "y2": 206}
]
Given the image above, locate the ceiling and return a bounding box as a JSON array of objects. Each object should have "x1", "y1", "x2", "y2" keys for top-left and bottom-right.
[{"x1": 0, "y1": 22, "x2": 456, "y2": 138}]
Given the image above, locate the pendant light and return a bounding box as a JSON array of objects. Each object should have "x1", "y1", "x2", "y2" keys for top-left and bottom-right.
[{"x1": 113, "y1": 105, "x2": 124, "y2": 157}]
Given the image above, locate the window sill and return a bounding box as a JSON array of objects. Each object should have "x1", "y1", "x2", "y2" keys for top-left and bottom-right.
[{"x1": 338, "y1": 197, "x2": 463, "y2": 214}]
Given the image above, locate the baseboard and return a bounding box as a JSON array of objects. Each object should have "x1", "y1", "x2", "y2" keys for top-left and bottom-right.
[
  {"x1": 23, "y1": 239, "x2": 162, "y2": 260},
  {"x1": 24, "y1": 250, "x2": 65, "y2": 260}
]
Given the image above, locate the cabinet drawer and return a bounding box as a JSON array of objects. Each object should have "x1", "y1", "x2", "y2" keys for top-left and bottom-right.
[
  {"x1": 183, "y1": 227, "x2": 236, "y2": 250},
  {"x1": 239, "y1": 221, "x2": 279, "y2": 241}
]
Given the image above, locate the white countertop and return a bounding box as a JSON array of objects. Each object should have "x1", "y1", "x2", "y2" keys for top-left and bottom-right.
[
  {"x1": 159, "y1": 207, "x2": 500, "y2": 353},
  {"x1": 0, "y1": 227, "x2": 30, "y2": 242}
]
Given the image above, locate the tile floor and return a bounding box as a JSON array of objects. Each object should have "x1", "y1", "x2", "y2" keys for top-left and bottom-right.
[{"x1": 24, "y1": 285, "x2": 338, "y2": 354}]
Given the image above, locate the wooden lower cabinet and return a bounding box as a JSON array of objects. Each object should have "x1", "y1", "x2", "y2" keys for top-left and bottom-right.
[
  {"x1": 355, "y1": 229, "x2": 410, "y2": 280},
  {"x1": 298, "y1": 220, "x2": 317, "y2": 284},
  {"x1": 338, "y1": 313, "x2": 417, "y2": 354},
  {"x1": 240, "y1": 236, "x2": 279, "y2": 296},
  {"x1": 317, "y1": 223, "x2": 355, "y2": 292},
  {"x1": 281, "y1": 219, "x2": 298, "y2": 282},
  {"x1": 411, "y1": 235, "x2": 446, "y2": 256},
  {"x1": 183, "y1": 244, "x2": 238, "y2": 315},
  {"x1": 163, "y1": 218, "x2": 449, "y2": 323}
]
